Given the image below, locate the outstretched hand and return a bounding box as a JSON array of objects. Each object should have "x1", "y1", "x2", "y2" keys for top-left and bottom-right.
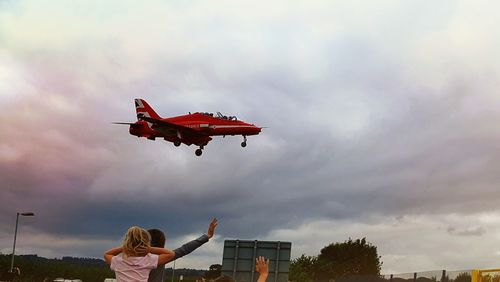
[
  {"x1": 255, "y1": 256, "x2": 269, "y2": 274},
  {"x1": 207, "y1": 218, "x2": 218, "y2": 239},
  {"x1": 255, "y1": 256, "x2": 269, "y2": 282}
]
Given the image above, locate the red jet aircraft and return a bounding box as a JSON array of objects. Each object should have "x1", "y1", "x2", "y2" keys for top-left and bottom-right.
[{"x1": 115, "y1": 99, "x2": 262, "y2": 156}]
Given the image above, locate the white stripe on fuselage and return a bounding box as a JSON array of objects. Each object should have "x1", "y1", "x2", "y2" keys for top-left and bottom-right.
[{"x1": 211, "y1": 125, "x2": 256, "y2": 129}]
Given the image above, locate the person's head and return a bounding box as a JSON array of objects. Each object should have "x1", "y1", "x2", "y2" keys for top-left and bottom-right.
[
  {"x1": 122, "y1": 226, "x2": 151, "y2": 257},
  {"x1": 147, "y1": 228, "x2": 166, "y2": 248}
]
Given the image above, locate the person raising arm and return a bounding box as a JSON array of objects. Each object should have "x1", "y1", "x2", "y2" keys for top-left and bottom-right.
[{"x1": 148, "y1": 218, "x2": 218, "y2": 282}]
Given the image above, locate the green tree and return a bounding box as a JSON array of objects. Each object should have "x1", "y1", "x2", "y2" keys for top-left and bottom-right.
[
  {"x1": 289, "y1": 254, "x2": 316, "y2": 282},
  {"x1": 316, "y1": 237, "x2": 382, "y2": 280},
  {"x1": 453, "y1": 272, "x2": 471, "y2": 282},
  {"x1": 204, "y1": 264, "x2": 222, "y2": 279}
]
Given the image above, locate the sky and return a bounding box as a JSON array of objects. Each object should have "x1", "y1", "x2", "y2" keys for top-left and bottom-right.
[{"x1": 1, "y1": 0, "x2": 500, "y2": 275}]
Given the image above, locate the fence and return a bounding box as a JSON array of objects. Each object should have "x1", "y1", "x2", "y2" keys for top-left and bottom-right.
[
  {"x1": 317, "y1": 270, "x2": 472, "y2": 282},
  {"x1": 382, "y1": 269, "x2": 472, "y2": 282},
  {"x1": 319, "y1": 268, "x2": 499, "y2": 282}
]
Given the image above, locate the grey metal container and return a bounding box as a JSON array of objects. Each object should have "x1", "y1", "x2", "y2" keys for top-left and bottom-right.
[{"x1": 222, "y1": 240, "x2": 292, "y2": 282}]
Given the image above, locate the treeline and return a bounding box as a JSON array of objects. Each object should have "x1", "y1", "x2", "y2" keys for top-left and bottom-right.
[
  {"x1": 290, "y1": 238, "x2": 383, "y2": 282},
  {"x1": 0, "y1": 254, "x2": 206, "y2": 282},
  {"x1": 164, "y1": 268, "x2": 206, "y2": 281},
  {"x1": 0, "y1": 254, "x2": 113, "y2": 282}
]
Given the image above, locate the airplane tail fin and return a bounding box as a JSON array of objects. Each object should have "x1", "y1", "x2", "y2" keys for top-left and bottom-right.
[{"x1": 135, "y1": 99, "x2": 161, "y2": 120}]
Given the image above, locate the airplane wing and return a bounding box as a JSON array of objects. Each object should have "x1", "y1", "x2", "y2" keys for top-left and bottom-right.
[
  {"x1": 138, "y1": 116, "x2": 205, "y2": 135},
  {"x1": 112, "y1": 122, "x2": 136, "y2": 125}
]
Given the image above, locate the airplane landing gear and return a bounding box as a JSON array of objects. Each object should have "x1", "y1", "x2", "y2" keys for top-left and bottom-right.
[
  {"x1": 195, "y1": 145, "x2": 204, "y2": 156},
  {"x1": 241, "y1": 136, "x2": 247, "y2": 147},
  {"x1": 174, "y1": 140, "x2": 181, "y2": 147}
]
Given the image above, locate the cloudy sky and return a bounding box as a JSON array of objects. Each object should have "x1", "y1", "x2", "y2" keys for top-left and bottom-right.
[{"x1": 1, "y1": 0, "x2": 500, "y2": 275}]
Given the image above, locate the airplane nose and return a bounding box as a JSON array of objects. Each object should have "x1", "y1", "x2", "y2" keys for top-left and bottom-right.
[{"x1": 244, "y1": 123, "x2": 262, "y2": 135}]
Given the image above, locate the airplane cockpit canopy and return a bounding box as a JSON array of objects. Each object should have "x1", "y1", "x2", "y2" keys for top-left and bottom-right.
[
  {"x1": 217, "y1": 112, "x2": 238, "y2": 121},
  {"x1": 198, "y1": 112, "x2": 238, "y2": 121}
]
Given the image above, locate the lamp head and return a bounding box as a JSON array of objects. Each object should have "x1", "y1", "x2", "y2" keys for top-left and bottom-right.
[{"x1": 20, "y1": 212, "x2": 34, "y2": 216}]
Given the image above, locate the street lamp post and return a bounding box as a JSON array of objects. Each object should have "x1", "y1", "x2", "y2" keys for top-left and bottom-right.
[
  {"x1": 10, "y1": 212, "x2": 34, "y2": 272},
  {"x1": 171, "y1": 259, "x2": 176, "y2": 282}
]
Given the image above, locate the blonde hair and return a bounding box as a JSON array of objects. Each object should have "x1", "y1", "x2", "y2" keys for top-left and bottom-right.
[{"x1": 122, "y1": 226, "x2": 151, "y2": 257}]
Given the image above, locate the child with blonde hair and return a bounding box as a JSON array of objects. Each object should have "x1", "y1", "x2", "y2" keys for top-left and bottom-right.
[{"x1": 104, "y1": 226, "x2": 175, "y2": 282}]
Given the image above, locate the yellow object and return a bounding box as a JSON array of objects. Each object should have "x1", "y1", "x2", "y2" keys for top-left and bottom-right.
[{"x1": 471, "y1": 269, "x2": 500, "y2": 282}]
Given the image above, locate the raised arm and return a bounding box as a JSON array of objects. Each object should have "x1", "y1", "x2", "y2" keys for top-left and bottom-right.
[
  {"x1": 104, "y1": 247, "x2": 122, "y2": 265},
  {"x1": 149, "y1": 247, "x2": 176, "y2": 265},
  {"x1": 255, "y1": 256, "x2": 269, "y2": 282},
  {"x1": 173, "y1": 218, "x2": 218, "y2": 259}
]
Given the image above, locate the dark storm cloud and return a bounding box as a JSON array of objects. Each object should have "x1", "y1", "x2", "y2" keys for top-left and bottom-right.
[
  {"x1": 447, "y1": 226, "x2": 486, "y2": 237},
  {"x1": 3, "y1": 41, "x2": 500, "y2": 242},
  {"x1": 15, "y1": 73, "x2": 498, "y2": 242}
]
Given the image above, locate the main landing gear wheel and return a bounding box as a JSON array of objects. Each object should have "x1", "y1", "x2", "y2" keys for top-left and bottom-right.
[
  {"x1": 241, "y1": 135, "x2": 247, "y2": 147},
  {"x1": 195, "y1": 148, "x2": 203, "y2": 156},
  {"x1": 174, "y1": 141, "x2": 181, "y2": 147}
]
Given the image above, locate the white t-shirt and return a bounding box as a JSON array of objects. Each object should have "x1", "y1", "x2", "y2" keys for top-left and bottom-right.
[{"x1": 110, "y1": 253, "x2": 159, "y2": 282}]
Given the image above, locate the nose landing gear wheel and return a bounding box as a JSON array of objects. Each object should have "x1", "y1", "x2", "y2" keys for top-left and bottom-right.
[
  {"x1": 241, "y1": 135, "x2": 247, "y2": 147},
  {"x1": 195, "y1": 149, "x2": 203, "y2": 156}
]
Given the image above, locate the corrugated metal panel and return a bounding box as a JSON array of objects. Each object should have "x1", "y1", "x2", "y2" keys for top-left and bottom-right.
[{"x1": 222, "y1": 240, "x2": 291, "y2": 282}]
